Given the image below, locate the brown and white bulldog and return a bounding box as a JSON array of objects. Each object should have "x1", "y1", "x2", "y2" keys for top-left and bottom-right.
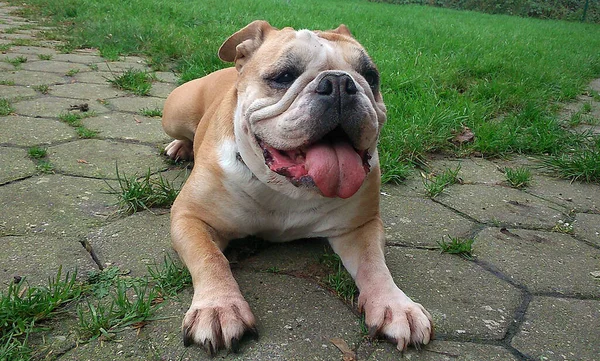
[{"x1": 161, "y1": 20, "x2": 433, "y2": 355}]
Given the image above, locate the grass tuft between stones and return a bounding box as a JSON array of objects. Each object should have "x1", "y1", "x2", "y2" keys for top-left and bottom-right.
[
  {"x1": 0, "y1": 256, "x2": 191, "y2": 360},
  {"x1": 107, "y1": 68, "x2": 155, "y2": 96}
]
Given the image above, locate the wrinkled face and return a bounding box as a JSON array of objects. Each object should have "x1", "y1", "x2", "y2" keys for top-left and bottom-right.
[{"x1": 234, "y1": 28, "x2": 386, "y2": 199}]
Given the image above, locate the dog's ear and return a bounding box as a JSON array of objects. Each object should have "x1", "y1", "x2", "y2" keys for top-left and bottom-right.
[
  {"x1": 328, "y1": 24, "x2": 353, "y2": 38},
  {"x1": 218, "y1": 20, "x2": 276, "y2": 71}
]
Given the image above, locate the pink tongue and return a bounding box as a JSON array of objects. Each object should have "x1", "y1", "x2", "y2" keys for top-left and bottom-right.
[{"x1": 305, "y1": 141, "x2": 367, "y2": 199}]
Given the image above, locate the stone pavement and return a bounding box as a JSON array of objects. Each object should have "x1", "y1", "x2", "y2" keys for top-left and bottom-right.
[{"x1": 1, "y1": 3, "x2": 599, "y2": 361}]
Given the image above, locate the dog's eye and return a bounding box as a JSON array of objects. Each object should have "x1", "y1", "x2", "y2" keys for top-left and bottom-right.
[
  {"x1": 363, "y1": 70, "x2": 379, "y2": 90},
  {"x1": 273, "y1": 71, "x2": 297, "y2": 85}
]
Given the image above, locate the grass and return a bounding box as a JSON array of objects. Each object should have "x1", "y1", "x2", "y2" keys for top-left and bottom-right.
[
  {"x1": 65, "y1": 68, "x2": 80, "y2": 76},
  {"x1": 33, "y1": 84, "x2": 50, "y2": 94},
  {"x1": 27, "y1": 146, "x2": 47, "y2": 159},
  {"x1": 422, "y1": 165, "x2": 461, "y2": 198},
  {"x1": 321, "y1": 252, "x2": 357, "y2": 304},
  {"x1": 0, "y1": 80, "x2": 15, "y2": 86},
  {"x1": 8, "y1": 0, "x2": 600, "y2": 184},
  {"x1": 146, "y1": 254, "x2": 192, "y2": 297},
  {"x1": 36, "y1": 160, "x2": 54, "y2": 174},
  {"x1": 5, "y1": 55, "x2": 27, "y2": 67},
  {"x1": 107, "y1": 68, "x2": 155, "y2": 95},
  {"x1": 1, "y1": 254, "x2": 194, "y2": 359},
  {"x1": 105, "y1": 166, "x2": 182, "y2": 214},
  {"x1": 0, "y1": 98, "x2": 13, "y2": 116},
  {"x1": 139, "y1": 107, "x2": 162, "y2": 117},
  {"x1": 37, "y1": 53, "x2": 52, "y2": 60},
  {"x1": 58, "y1": 111, "x2": 98, "y2": 138},
  {"x1": 504, "y1": 166, "x2": 532, "y2": 188},
  {"x1": 437, "y1": 236, "x2": 474, "y2": 260},
  {"x1": 542, "y1": 146, "x2": 600, "y2": 182},
  {"x1": 0, "y1": 268, "x2": 83, "y2": 361}
]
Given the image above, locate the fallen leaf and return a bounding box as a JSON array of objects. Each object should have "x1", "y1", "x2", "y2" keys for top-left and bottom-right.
[
  {"x1": 330, "y1": 337, "x2": 356, "y2": 361},
  {"x1": 452, "y1": 126, "x2": 475, "y2": 145},
  {"x1": 77, "y1": 159, "x2": 89, "y2": 164}
]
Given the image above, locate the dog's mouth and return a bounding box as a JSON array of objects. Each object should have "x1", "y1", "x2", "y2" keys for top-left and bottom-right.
[{"x1": 259, "y1": 127, "x2": 371, "y2": 199}]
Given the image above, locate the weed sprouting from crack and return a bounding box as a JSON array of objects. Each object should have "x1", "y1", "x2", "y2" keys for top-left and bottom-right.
[
  {"x1": 147, "y1": 254, "x2": 191, "y2": 297},
  {"x1": 422, "y1": 165, "x2": 461, "y2": 198},
  {"x1": 0, "y1": 267, "x2": 83, "y2": 360},
  {"x1": 105, "y1": 165, "x2": 183, "y2": 215},
  {"x1": 321, "y1": 251, "x2": 357, "y2": 305},
  {"x1": 107, "y1": 68, "x2": 156, "y2": 96},
  {"x1": 504, "y1": 166, "x2": 532, "y2": 188},
  {"x1": 437, "y1": 236, "x2": 474, "y2": 260}
]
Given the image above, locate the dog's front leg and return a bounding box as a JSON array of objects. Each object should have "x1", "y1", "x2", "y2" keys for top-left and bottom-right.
[
  {"x1": 328, "y1": 217, "x2": 433, "y2": 351},
  {"x1": 171, "y1": 209, "x2": 256, "y2": 355}
]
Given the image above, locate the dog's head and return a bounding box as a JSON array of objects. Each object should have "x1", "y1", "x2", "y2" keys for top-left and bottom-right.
[{"x1": 219, "y1": 20, "x2": 386, "y2": 199}]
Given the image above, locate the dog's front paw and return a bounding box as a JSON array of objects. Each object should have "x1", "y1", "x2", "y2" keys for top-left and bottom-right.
[
  {"x1": 359, "y1": 286, "x2": 433, "y2": 351},
  {"x1": 165, "y1": 139, "x2": 193, "y2": 161},
  {"x1": 182, "y1": 294, "x2": 257, "y2": 355}
]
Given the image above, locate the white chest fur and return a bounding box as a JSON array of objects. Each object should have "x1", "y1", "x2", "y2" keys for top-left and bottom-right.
[{"x1": 217, "y1": 140, "x2": 362, "y2": 241}]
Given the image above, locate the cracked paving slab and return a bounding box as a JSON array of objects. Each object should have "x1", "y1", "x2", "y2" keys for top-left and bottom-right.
[
  {"x1": 511, "y1": 297, "x2": 600, "y2": 361},
  {"x1": 386, "y1": 247, "x2": 521, "y2": 340},
  {"x1": 0, "y1": 174, "x2": 116, "y2": 237},
  {"x1": 475, "y1": 227, "x2": 600, "y2": 297},
  {"x1": 48, "y1": 139, "x2": 167, "y2": 179}
]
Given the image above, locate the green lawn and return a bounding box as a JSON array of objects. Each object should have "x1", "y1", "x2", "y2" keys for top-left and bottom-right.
[{"x1": 11, "y1": 0, "x2": 600, "y2": 181}]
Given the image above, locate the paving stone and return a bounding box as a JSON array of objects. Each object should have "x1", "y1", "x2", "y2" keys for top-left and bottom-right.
[
  {"x1": 148, "y1": 81, "x2": 177, "y2": 98},
  {"x1": 0, "y1": 69, "x2": 65, "y2": 86},
  {"x1": 1, "y1": 52, "x2": 40, "y2": 63},
  {"x1": 512, "y1": 297, "x2": 600, "y2": 361},
  {"x1": 48, "y1": 139, "x2": 167, "y2": 179},
  {"x1": 84, "y1": 211, "x2": 173, "y2": 275},
  {"x1": 0, "y1": 32, "x2": 36, "y2": 40},
  {"x1": 475, "y1": 227, "x2": 600, "y2": 296},
  {"x1": 238, "y1": 238, "x2": 328, "y2": 273},
  {"x1": 385, "y1": 247, "x2": 521, "y2": 339},
  {"x1": 428, "y1": 157, "x2": 507, "y2": 185},
  {"x1": 0, "y1": 84, "x2": 37, "y2": 99},
  {"x1": 8, "y1": 45, "x2": 58, "y2": 55},
  {"x1": 154, "y1": 71, "x2": 180, "y2": 83},
  {"x1": 359, "y1": 340, "x2": 519, "y2": 361},
  {"x1": 12, "y1": 96, "x2": 110, "y2": 117},
  {"x1": 0, "y1": 234, "x2": 97, "y2": 286},
  {"x1": 436, "y1": 183, "x2": 567, "y2": 228},
  {"x1": 0, "y1": 61, "x2": 13, "y2": 71},
  {"x1": 60, "y1": 272, "x2": 362, "y2": 360},
  {"x1": 20, "y1": 59, "x2": 90, "y2": 73},
  {"x1": 0, "y1": 146, "x2": 35, "y2": 184},
  {"x1": 0, "y1": 174, "x2": 115, "y2": 237},
  {"x1": 380, "y1": 188, "x2": 475, "y2": 247},
  {"x1": 49, "y1": 82, "x2": 127, "y2": 100},
  {"x1": 0, "y1": 115, "x2": 74, "y2": 146},
  {"x1": 51, "y1": 53, "x2": 105, "y2": 64},
  {"x1": 95, "y1": 61, "x2": 148, "y2": 72},
  {"x1": 526, "y1": 175, "x2": 600, "y2": 213},
  {"x1": 574, "y1": 212, "x2": 600, "y2": 247},
  {"x1": 71, "y1": 70, "x2": 114, "y2": 85},
  {"x1": 107, "y1": 95, "x2": 165, "y2": 113},
  {"x1": 81, "y1": 112, "x2": 169, "y2": 143}
]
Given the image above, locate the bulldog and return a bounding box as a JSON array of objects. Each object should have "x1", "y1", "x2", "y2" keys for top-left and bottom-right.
[{"x1": 161, "y1": 20, "x2": 433, "y2": 355}]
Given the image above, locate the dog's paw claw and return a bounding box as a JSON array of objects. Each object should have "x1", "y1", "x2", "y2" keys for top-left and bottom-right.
[
  {"x1": 181, "y1": 297, "x2": 256, "y2": 355},
  {"x1": 360, "y1": 288, "x2": 434, "y2": 351}
]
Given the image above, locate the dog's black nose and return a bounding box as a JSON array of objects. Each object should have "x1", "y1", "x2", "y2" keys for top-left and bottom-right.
[{"x1": 316, "y1": 74, "x2": 357, "y2": 96}]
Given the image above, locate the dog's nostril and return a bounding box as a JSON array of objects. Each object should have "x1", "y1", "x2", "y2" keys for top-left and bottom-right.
[
  {"x1": 344, "y1": 76, "x2": 357, "y2": 95},
  {"x1": 316, "y1": 77, "x2": 333, "y2": 95}
]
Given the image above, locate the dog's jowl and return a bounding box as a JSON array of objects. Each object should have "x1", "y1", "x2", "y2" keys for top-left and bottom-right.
[{"x1": 161, "y1": 20, "x2": 433, "y2": 355}]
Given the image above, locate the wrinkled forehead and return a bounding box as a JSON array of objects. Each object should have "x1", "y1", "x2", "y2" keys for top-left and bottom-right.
[{"x1": 253, "y1": 28, "x2": 376, "y2": 75}]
